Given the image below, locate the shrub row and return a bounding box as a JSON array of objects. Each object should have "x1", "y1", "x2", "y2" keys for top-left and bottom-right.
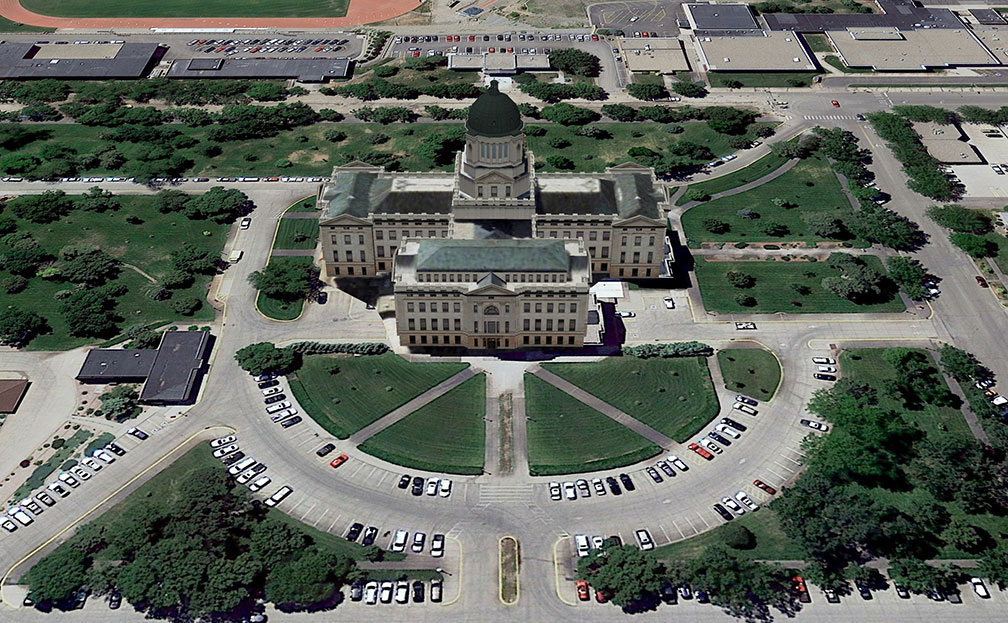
[
  {"x1": 289, "y1": 341, "x2": 389, "y2": 355},
  {"x1": 622, "y1": 342, "x2": 713, "y2": 358}
]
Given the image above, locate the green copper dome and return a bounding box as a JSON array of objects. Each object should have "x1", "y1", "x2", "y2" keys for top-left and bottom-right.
[{"x1": 465, "y1": 80, "x2": 523, "y2": 138}]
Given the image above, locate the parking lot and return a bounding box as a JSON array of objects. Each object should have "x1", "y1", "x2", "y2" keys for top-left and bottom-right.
[
  {"x1": 950, "y1": 164, "x2": 1008, "y2": 197},
  {"x1": 588, "y1": 0, "x2": 683, "y2": 36}
]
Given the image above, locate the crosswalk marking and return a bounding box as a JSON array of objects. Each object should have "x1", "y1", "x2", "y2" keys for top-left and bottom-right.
[
  {"x1": 802, "y1": 114, "x2": 857, "y2": 120},
  {"x1": 477, "y1": 483, "x2": 534, "y2": 505}
]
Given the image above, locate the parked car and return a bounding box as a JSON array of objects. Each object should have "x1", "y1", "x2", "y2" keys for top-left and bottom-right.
[
  {"x1": 812, "y1": 357, "x2": 835, "y2": 364},
  {"x1": 720, "y1": 417, "x2": 747, "y2": 432},
  {"x1": 430, "y1": 579, "x2": 443, "y2": 603},
  {"x1": 708, "y1": 431, "x2": 732, "y2": 446},
  {"x1": 412, "y1": 580, "x2": 425, "y2": 603},
  {"x1": 733, "y1": 403, "x2": 758, "y2": 416},
  {"x1": 210, "y1": 435, "x2": 236, "y2": 449},
  {"x1": 616, "y1": 311, "x2": 636, "y2": 318},
  {"x1": 329, "y1": 453, "x2": 349, "y2": 468},
  {"x1": 735, "y1": 395, "x2": 757, "y2": 406},
  {"x1": 698, "y1": 437, "x2": 722, "y2": 454},
  {"x1": 363, "y1": 581, "x2": 379, "y2": 605},
  {"x1": 713, "y1": 503, "x2": 734, "y2": 521},
  {"x1": 431, "y1": 533, "x2": 445, "y2": 557},
  {"x1": 721, "y1": 496, "x2": 745, "y2": 515},
  {"x1": 894, "y1": 583, "x2": 911, "y2": 599},
  {"x1": 212, "y1": 444, "x2": 238, "y2": 458},
  {"x1": 280, "y1": 415, "x2": 302, "y2": 428},
  {"x1": 814, "y1": 373, "x2": 837, "y2": 381},
  {"x1": 317, "y1": 443, "x2": 337, "y2": 457},
  {"x1": 646, "y1": 466, "x2": 663, "y2": 483},
  {"x1": 793, "y1": 576, "x2": 811, "y2": 603},
  {"x1": 619, "y1": 473, "x2": 636, "y2": 491},
  {"x1": 391, "y1": 529, "x2": 409, "y2": 552},
  {"x1": 346, "y1": 523, "x2": 364, "y2": 541},
  {"x1": 591, "y1": 478, "x2": 607, "y2": 495},
  {"x1": 735, "y1": 490, "x2": 759, "y2": 511},
  {"x1": 663, "y1": 297, "x2": 675, "y2": 309},
  {"x1": 411, "y1": 531, "x2": 426, "y2": 553},
  {"x1": 668, "y1": 455, "x2": 689, "y2": 471},
  {"x1": 127, "y1": 427, "x2": 148, "y2": 440},
  {"x1": 971, "y1": 577, "x2": 990, "y2": 599},
  {"x1": 976, "y1": 276, "x2": 989, "y2": 288},
  {"x1": 606, "y1": 476, "x2": 622, "y2": 495},
  {"x1": 248, "y1": 476, "x2": 271, "y2": 492},
  {"x1": 576, "y1": 579, "x2": 590, "y2": 601},
  {"x1": 562, "y1": 481, "x2": 577, "y2": 500},
  {"x1": 264, "y1": 485, "x2": 292, "y2": 507},
  {"x1": 660, "y1": 581, "x2": 678, "y2": 604},
  {"x1": 753, "y1": 479, "x2": 777, "y2": 494},
  {"x1": 438, "y1": 478, "x2": 452, "y2": 497},
  {"x1": 635, "y1": 529, "x2": 654, "y2": 550},
  {"x1": 656, "y1": 460, "x2": 675, "y2": 477},
  {"x1": 361, "y1": 526, "x2": 378, "y2": 546},
  {"x1": 855, "y1": 582, "x2": 872, "y2": 600},
  {"x1": 800, "y1": 418, "x2": 829, "y2": 431},
  {"x1": 688, "y1": 442, "x2": 714, "y2": 460}
]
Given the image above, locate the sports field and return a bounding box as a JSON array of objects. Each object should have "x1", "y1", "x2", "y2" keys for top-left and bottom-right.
[{"x1": 20, "y1": 0, "x2": 349, "y2": 18}]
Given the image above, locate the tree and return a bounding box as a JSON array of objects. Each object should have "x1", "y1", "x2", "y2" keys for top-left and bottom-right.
[
  {"x1": 941, "y1": 517, "x2": 983, "y2": 553},
  {"x1": 704, "y1": 106, "x2": 757, "y2": 135},
  {"x1": 540, "y1": 103, "x2": 600, "y2": 126},
  {"x1": 761, "y1": 220, "x2": 790, "y2": 237},
  {"x1": 0, "y1": 236, "x2": 50, "y2": 277},
  {"x1": 735, "y1": 294, "x2": 756, "y2": 307},
  {"x1": 722, "y1": 524, "x2": 756, "y2": 549},
  {"x1": 58, "y1": 285, "x2": 123, "y2": 337},
  {"x1": 574, "y1": 124, "x2": 610, "y2": 139},
  {"x1": 61, "y1": 248, "x2": 120, "y2": 286},
  {"x1": 248, "y1": 518, "x2": 309, "y2": 568},
  {"x1": 9, "y1": 190, "x2": 73, "y2": 224},
  {"x1": 98, "y1": 385, "x2": 141, "y2": 422},
  {"x1": 548, "y1": 48, "x2": 600, "y2": 76},
  {"x1": 575, "y1": 545, "x2": 664, "y2": 607},
  {"x1": 170, "y1": 297, "x2": 202, "y2": 316},
  {"x1": 801, "y1": 212, "x2": 845, "y2": 239},
  {"x1": 171, "y1": 243, "x2": 218, "y2": 275},
  {"x1": 0, "y1": 307, "x2": 48, "y2": 347},
  {"x1": 703, "y1": 218, "x2": 729, "y2": 234},
  {"x1": 627, "y1": 82, "x2": 669, "y2": 101},
  {"x1": 727, "y1": 271, "x2": 755, "y2": 289},
  {"x1": 546, "y1": 155, "x2": 575, "y2": 170},
  {"x1": 888, "y1": 558, "x2": 960, "y2": 593},
  {"x1": 769, "y1": 140, "x2": 805, "y2": 160},
  {"x1": 154, "y1": 189, "x2": 190, "y2": 214},
  {"x1": 249, "y1": 260, "x2": 318, "y2": 301},
  {"x1": 24, "y1": 544, "x2": 89, "y2": 605},
  {"x1": 949, "y1": 232, "x2": 996, "y2": 258},
  {"x1": 601, "y1": 103, "x2": 638, "y2": 122},
  {"x1": 416, "y1": 126, "x2": 465, "y2": 167},
  {"x1": 78, "y1": 186, "x2": 120, "y2": 213},
  {"x1": 0, "y1": 153, "x2": 40, "y2": 174},
  {"x1": 821, "y1": 253, "x2": 885, "y2": 302},
  {"x1": 926, "y1": 204, "x2": 990, "y2": 233},
  {"x1": 885, "y1": 256, "x2": 927, "y2": 300},
  {"x1": 184, "y1": 186, "x2": 249, "y2": 223},
  {"x1": 979, "y1": 543, "x2": 1008, "y2": 588},
  {"x1": 936, "y1": 344, "x2": 979, "y2": 383},
  {"x1": 685, "y1": 189, "x2": 711, "y2": 202},
  {"x1": 689, "y1": 544, "x2": 787, "y2": 620},
  {"x1": 671, "y1": 81, "x2": 707, "y2": 98},
  {"x1": 849, "y1": 203, "x2": 922, "y2": 251},
  {"x1": 234, "y1": 342, "x2": 299, "y2": 376},
  {"x1": 265, "y1": 546, "x2": 353, "y2": 608}
]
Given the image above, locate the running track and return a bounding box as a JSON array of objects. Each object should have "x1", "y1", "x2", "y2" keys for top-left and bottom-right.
[{"x1": 0, "y1": 0, "x2": 420, "y2": 28}]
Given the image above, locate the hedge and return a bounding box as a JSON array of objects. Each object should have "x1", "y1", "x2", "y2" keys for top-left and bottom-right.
[
  {"x1": 289, "y1": 342, "x2": 389, "y2": 355},
  {"x1": 622, "y1": 342, "x2": 713, "y2": 358}
]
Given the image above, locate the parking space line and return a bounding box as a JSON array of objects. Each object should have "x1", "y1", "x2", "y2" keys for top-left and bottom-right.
[
  {"x1": 349, "y1": 463, "x2": 365, "y2": 478},
  {"x1": 670, "y1": 519, "x2": 685, "y2": 539},
  {"x1": 375, "y1": 471, "x2": 389, "y2": 488},
  {"x1": 696, "y1": 512, "x2": 711, "y2": 529},
  {"x1": 295, "y1": 436, "x2": 316, "y2": 448},
  {"x1": 299, "y1": 502, "x2": 317, "y2": 521},
  {"x1": 781, "y1": 454, "x2": 802, "y2": 466},
  {"x1": 328, "y1": 516, "x2": 341, "y2": 533},
  {"x1": 772, "y1": 460, "x2": 794, "y2": 473}
]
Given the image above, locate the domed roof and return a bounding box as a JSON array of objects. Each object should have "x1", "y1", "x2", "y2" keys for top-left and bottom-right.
[{"x1": 466, "y1": 80, "x2": 523, "y2": 138}]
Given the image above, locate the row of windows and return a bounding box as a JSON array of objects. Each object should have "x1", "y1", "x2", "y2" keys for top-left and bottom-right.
[
  {"x1": 476, "y1": 184, "x2": 512, "y2": 198},
  {"x1": 539, "y1": 230, "x2": 611, "y2": 242},
  {"x1": 478, "y1": 141, "x2": 510, "y2": 160},
  {"x1": 524, "y1": 302, "x2": 578, "y2": 314},
  {"x1": 618, "y1": 251, "x2": 654, "y2": 264},
  {"x1": 405, "y1": 301, "x2": 578, "y2": 315},
  {"x1": 416, "y1": 271, "x2": 567, "y2": 284},
  {"x1": 374, "y1": 230, "x2": 449, "y2": 241},
  {"x1": 330, "y1": 266, "x2": 367, "y2": 276},
  {"x1": 404, "y1": 334, "x2": 578, "y2": 346},
  {"x1": 332, "y1": 250, "x2": 365, "y2": 262}
]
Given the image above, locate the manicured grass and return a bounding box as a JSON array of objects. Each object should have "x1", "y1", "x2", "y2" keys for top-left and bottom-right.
[
  {"x1": 717, "y1": 348, "x2": 781, "y2": 401},
  {"x1": 541, "y1": 357, "x2": 719, "y2": 442},
  {"x1": 524, "y1": 374, "x2": 662, "y2": 476},
  {"x1": 708, "y1": 72, "x2": 821, "y2": 89},
  {"x1": 288, "y1": 353, "x2": 469, "y2": 439},
  {"x1": 631, "y1": 72, "x2": 665, "y2": 86},
  {"x1": 654, "y1": 509, "x2": 803, "y2": 561},
  {"x1": 675, "y1": 143, "x2": 794, "y2": 206},
  {"x1": 823, "y1": 55, "x2": 873, "y2": 74},
  {"x1": 802, "y1": 33, "x2": 833, "y2": 54},
  {"x1": 359, "y1": 374, "x2": 486, "y2": 475},
  {"x1": 274, "y1": 218, "x2": 319, "y2": 250},
  {"x1": 839, "y1": 349, "x2": 972, "y2": 444},
  {"x1": 694, "y1": 256, "x2": 906, "y2": 314},
  {"x1": 22, "y1": 0, "x2": 349, "y2": 17},
  {"x1": 681, "y1": 155, "x2": 861, "y2": 244},
  {"x1": 2, "y1": 194, "x2": 224, "y2": 350},
  {"x1": 0, "y1": 15, "x2": 54, "y2": 32},
  {"x1": 982, "y1": 231, "x2": 1008, "y2": 275},
  {"x1": 254, "y1": 256, "x2": 313, "y2": 321}
]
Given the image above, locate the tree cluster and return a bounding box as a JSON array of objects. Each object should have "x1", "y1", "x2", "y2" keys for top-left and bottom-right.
[
  {"x1": 547, "y1": 49, "x2": 601, "y2": 77},
  {"x1": 350, "y1": 106, "x2": 417, "y2": 124},
  {"x1": 621, "y1": 342, "x2": 712, "y2": 358},
  {"x1": 289, "y1": 341, "x2": 389, "y2": 355},
  {"x1": 867, "y1": 112, "x2": 957, "y2": 201},
  {"x1": 234, "y1": 342, "x2": 301, "y2": 376},
  {"x1": 820, "y1": 253, "x2": 891, "y2": 303},
  {"x1": 516, "y1": 80, "x2": 606, "y2": 102}
]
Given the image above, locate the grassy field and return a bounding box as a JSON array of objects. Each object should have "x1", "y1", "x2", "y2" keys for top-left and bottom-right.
[
  {"x1": 0, "y1": 15, "x2": 54, "y2": 32},
  {"x1": 675, "y1": 145, "x2": 794, "y2": 206},
  {"x1": 681, "y1": 155, "x2": 861, "y2": 244},
  {"x1": 717, "y1": 348, "x2": 781, "y2": 401},
  {"x1": 359, "y1": 373, "x2": 486, "y2": 475},
  {"x1": 541, "y1": 357, "x2": 718, "y2": 442},
  {"x1": 288, "y1": 353, "x2": 469, "y2": 439},
  {"x1": 254, "y1": 256, "x2": 314, "y2": 321},
  {"x1": 524, "y1": 374, "x2": 662, "y2": 476},
  {"x1": 982, "y1": 231, "x2": 1008, "y2": 275},
  {"x1": 654, "y1": 509, "x2": 803, "y2": 561},
  {"x1": 22, "y1": 0, "x2": 349, "y2": 17},
  {"x1": 0, "y1": 122, "x2": 761, "y2": 178},
  {"x1": 822, "y1": 55, "x2": 873, "y2": 74},
  {"x1": 694, "y1": 256, "x2": 906, "y2": 314},
  {"x1": 708, "y1": 72, "x2": 821, "y2": 89},
  {"x1": 274, "y1": 218, "x2": 319, "y2": 251},
  {"x1": 802, "y1": 33, "x2": 833, "y2": 54},
  {"x1": 840, "y1": 349, "x2": 972, "y2": 444},
  {"x1": 2, "y1": 194, "x2": 223, "y2": 350}
]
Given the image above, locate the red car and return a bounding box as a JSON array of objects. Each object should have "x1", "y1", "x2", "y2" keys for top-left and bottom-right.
[
  {"x1": 591, "y1": 34, "x2": 599, "y2": 41},
  {"x1": 468, "y1": 35, "x2": 475, "y2": 41},
  {"x1": 329, "y1": 454, "x2": 349, "y2": 468},
  {"x1": 976, "y1": 276, "x2": 989, "y2": 288},
  {"x1": 793, "y1": 576, "x2": 811, "y2": 603},
  {"x1": 753, "y1": 479, "x2": 777, "y2": 495},
  {"x1": 688, "y1": 442, "x2": 714, "y2": 460},
  {"x1": 412, "y1": 50, "x2": 420, "y2": 57},
  {"x1": 831, "y1": 100, "x2": 840, "y2": 108},
  {"x1": 595, "y1": 589, "x2": 609, "y2": 603},
  {"x1": 576, "y1": 580, "x2": 589, "y2": 601},
  {"x1": 489, "y1": 47, "x2": 495, "y2": 53}
]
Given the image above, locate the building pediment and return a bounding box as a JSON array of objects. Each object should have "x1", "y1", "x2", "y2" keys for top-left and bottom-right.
[
  {"x1": 472, "y1": 170, "x2": 517, "y2": 184},
  {"x1": 612, "y1": 213, "x2": 666, "y2": 227},
  {"x1": 468, "y1": 283, "x2": 516, "y2": 296},
  {"x1": 320, "y1": 212, "x2": 372, "y2": 227}
]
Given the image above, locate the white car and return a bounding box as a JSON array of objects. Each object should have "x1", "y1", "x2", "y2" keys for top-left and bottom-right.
[
  {"x1": 733, "y1": 403, "x2": 758, "y2": 416},
  {"x1": 563, "y1": 481, "x2": 577, "y2": 500},
  {"x1": 228, "y1": 456, "x2": 256, "y2": 476},
  {"x1": 735, "y1": 490, "x2": 760, "y2": 512},
  {"x1": 438, "y1": 478, "x2": 452, "y2": 498},
  {"x1": 8, "y1": 506, "x2": 33, "y2": 526},
  {"x1": 264, "y1": 485, "x2": 292, "y2": 507},
  {"x1": 236, "y1": 466, "x2": 261, "y2": 485},
  {"x1": 210, "y1": 435, "x2": 236, "y2": 449},
  {"x1": 722, "y1": 496, "x2": 746, "y2": 515},
  {"x1": 379, "y1": 581, "x2": 394, "y2": 603},
  {"x1": 811, "y1": 356, "x2": 835, "y2": 365},
  {"x1": 412, "y1": 531, "x2": 426, "y2": 553},
  {"x1": 0, "y1": 516, "x2": 16, "y2": 532},
  {"x1": 20, "y1": 498, "x2": 43, "y2": 515},
  {"x1": 261, "y1": 386, "x2": 282, "y2": 397},
  {"x1": 265, "y1": 401, "x2": 292, "y2": 414},
  {"x1": 574, "y1": 533, "x2": 590, "y2": 557},
  {"x1": 92, "y1": 449, "x2": 116, "y2": 464},
  {"x1": 70, "y1": 466, "x2": 92, "y2": 481},
  {"x1": 699, "y1": 437, "x2": 723, "y2": 454},
  {"x1": 81, "y1": 457, "x2": 103, "y2": 472},
  {"x1": 395, "y1": 580, "x2": 409, "y2": 603},
  {"x1": 58, "y1": 472, "x2": 80, "y2": 487},
  {"x1": 270, "y1": 408, "x2": 298, "y2": 422},
  {"x1": 616, "y1": 311, "x2": 635, "y2": 318},
  {"x1": 667, "y1": 455, "x2": 689, "y2": 471},
  {"x1": 425, "y1": 478, "x2": 439, "y2": 496},
  {"x1": 431, "y1": 533, "x2": 445, "y2": 557},
  {"x1": 47, "y1": 482, "x2": 70, "y2": 497},
  {"x1": 591, "y1": 535, "x2": 605, "y2": 550},
  {"x1": 816, "y1": 365, "x2": 837, "y2": 373},
  {"x1": 364, "y1": 581, "x2": 379, "y2": 604},
  {"x1": 663, "y1": 297, "x2": 675, "y2": 309},
  {"x1": 549, "y1": 482, "x2": 562, "y2": 501},
  {"x1": 391, "y1": 529, "x2": 408, "y2": 552},
  {"x1": 971, "y1": 577, "x2": 990, "y2": 599},
  {"x1": 212, "y1": 444, "x2": 238, "y2": 458},
  {"x1": 591, "y1": 478, "x2": 606, "y2": 496},
  {"x1": 248, "y1": 476, "x2": 271, "y2": 492},
  {"x1": 714, "y1": 424, "x2": 741, "y2": 439},
  {"x1": 635, "y1": 529, "x2": 654, "y2": 550}
]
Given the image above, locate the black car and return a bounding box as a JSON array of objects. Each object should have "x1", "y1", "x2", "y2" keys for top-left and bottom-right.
[
  {"x1": 926, "y1": 587, "x2": 945, "y2": 601},
  {"x1": 411, "y1": 476, "x2": 424, "y2": 496},
  {"x1": 316, "y1": 443, "x2": 336, "y2": 457},
  {"x1": 680, "y1": 583, "x2": 693, "y2": 599},
  {"x1": 398, "y1": 474, "x2": 411, "y2": 489},
  {"x1": 645, "y1": 467, "x2": 663, "y2": 483},
  {"x1": 127, "y1": 427, "x2": 149, "y2": 440},
  {"x1": 814, "y1": 373, "x2": 837, "y2": 381},
  {"x1": 824, "y1": 588, "x2": 840, "y2": 603},
  {"x1": 713, "y1": 503, "x2": 734, "y2": 521},
  {"x1": 696, "y1": 590, "x2": 709, "y2": 604},
  {"x1": 361, "y1": 526, "x2": 378, "y2": 546},
  {"x1": 346, "y1": 522, "x2": 364, "y2": 542},
  {"x1": 412, "y1": 580, "x2": 425, "y2": 603},
  {"x1": 855, "y1": 582, "x2": 872, "y2": 600},
  {"x1": 108, "y1": 591, "x2": 121, "y2": 610},
  {"x1": 605, "y1": 535, "x2": 622, "y2": 547},
  {"x1": 316, "y1": 291, "x2": 328, "y2": 304},
  {"x1": 222, "y1": 451, "x2": 245, "y2": 466},
  {"x1": 350, "y1": 580, "x2": 364, "y2": 601},
  {"x1": 258, "y1": 379, "x2": 279, "y2": 389},
  {"x1": 894, "y1": 584, "x2": 910, "y2": 599},
  {"x1": 280, "y1": 416, "x2": 302, "y2": 428},
  {"x1": 264, "y1": 394, "x2": 287, "y2": 404},
  {"x1": 660, "y1": 581, "x2": 678, "y2": 605},
  {"x1": 720, "y1": 417, "x2": 747, "y2": 432},
  {"x1": 70, "y1": 589, "x2": 88, "y2": 610},
  {"x1": 619, "y1": 473, "x2": 635, "y2": 491},
  {"x1": 106, "y1": 442, "x2": 126, "y2": 456},
  {"x1": 708, "y1": 431, "x2": 732, "y2": 446},
  {"x1": 605, "y1": 476, "x2": 622, "y2": 495}
]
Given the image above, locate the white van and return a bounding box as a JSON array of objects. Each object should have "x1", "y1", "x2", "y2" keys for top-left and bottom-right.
[
  {"x1": 8, "y1": 506, "x2": 33, "y2": 526},
  {"x1": 265, "y1": 401, "x2": 292, "y2": 414},
  {"x1": 228, "y1": 249, "x2": 243, "y2": 263},
  {"x1": 264, "y1": 485, "x2": 292, "y2": 507},
  {"x1": 391, "y1": 529, "x2": 409, "y2": 552},
  {"x1": 228, "y1": 456, "x2": 256, "y2": 476}
]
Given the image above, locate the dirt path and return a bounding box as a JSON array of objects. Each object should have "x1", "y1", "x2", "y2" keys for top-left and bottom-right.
[{"x1": 0, "y1": 0, "x2": 417, "y2": 28}]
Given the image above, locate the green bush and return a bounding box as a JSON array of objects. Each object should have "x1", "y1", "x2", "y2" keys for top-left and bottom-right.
[{"x1": 621, "y1": 342, "x2": 713, "y2": 358}]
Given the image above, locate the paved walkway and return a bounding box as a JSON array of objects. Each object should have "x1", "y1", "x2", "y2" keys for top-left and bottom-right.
[
  {"x1": 529, "y1": 367, "x2": 677, "y2": 449},
  {"x1": 348, "y1": 367, "x2": 477, "y2": 444},
  {"x1": 673, "y1": 157, "x2": 800, "y2": 213}
]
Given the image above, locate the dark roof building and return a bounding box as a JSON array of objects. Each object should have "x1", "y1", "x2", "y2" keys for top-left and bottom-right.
[
  {"x1": 0, "y1": 42, "x2": 165, "y2": 79},
  {"x1": 76, "y1": 330, "x2": 212, "y2": 405},
  {"x1": 764, "y1": 0, "x2": 964, "y2": 31},
  {"x1": 466, "y1": 80, "x2": 523, "y2": 137},
  {"x1": 167, "y1": 57, "x2": 350, "y2": 82},
  {"x1": 684, "y1": 3, "x2": 759, "y2": 30},
  {"x1": 0, "y1": 379, "x2": 29, "y2": 413}
]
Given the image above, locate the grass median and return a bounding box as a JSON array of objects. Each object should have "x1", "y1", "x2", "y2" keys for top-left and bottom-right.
[{"x1": 717, "y1": 348, "x2": 781, "y2": 401}]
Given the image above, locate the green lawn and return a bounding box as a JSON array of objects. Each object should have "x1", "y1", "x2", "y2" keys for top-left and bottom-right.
[
  {"x1": 274, "y1": 218, "x2": 319, "y2": 250},
  {"x1": 359, "y1": 373, "x2": 486, "y2": 474},
  {"x1": 717, "y1": 348, "x2": 781, "y2": 401},
  {"x1": 681, "y1": 155, "x2": 861, "y2": 244},
  {"x1": 541, "y1": 357, "x2": 718, "y2": 442},
  {"x1": 675, "y1": 143, "x2": 794, "y2": 206},
  {"x1": 631, "y1": 72, "x2": 665, "y2": 86},
  {"x1": 654, "y1": 509, "x2": 803, "y2": 561},
  {"x1": 524, "y1": 374, "x2": 662, "y2": 476},
  {"x1": 288, "y1": 353, "x2": 469, "y2": 439},
  {"x1": 840, "y1": 349, "x2": 973, "y2": 444},
  {"x1": 823, "y1": 55, "x2": 873, "y2": 74},
  {"x1": 2, "y1": 194, "x2": 224, "y2": 350},
  {"x1": 694, "y1": 256, "x2": 906, "y2": 314},
  {"x1": 22, "y1": 0, "x2": 348, "y2": 17},
  {"x1": 0, "y1": 15, "x2": 54, "y2": 32},
  {"x1": 802, "y1": 33, "x2": 833, "y2": 54},
  {"x1": 708, "y1": 72, "x2": 821, "y2": 89},
  {"x1": 982, "y1": 231, "x2": 1008, "y2": 275},
  {"x1": 254, "y1": 256, "x2": 314, "y2": 321}
]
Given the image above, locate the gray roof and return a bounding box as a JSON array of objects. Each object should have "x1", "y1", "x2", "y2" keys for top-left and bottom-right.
[
  {"x1": 139, "y1": 331, "x2": 211, "y2": 404},
  {"x1": 0, "y1": 42, "x2": 163, "y2": 79},
  {"x1": 167, "y1": 57, "x2": 349, "y2": 82},
  {"x1": 77, "y1": 349, "x2": 157, "y2": 381},
  {"x1": 764, "y1": 0, "x2": 963, "y2": 31},
  {"x1": 415, "y1": 239, "x2": 569, "y2": 272},
  {"x1": 475, "y1": 272, "x2": 507, "y2": 288},
  {"x1": 536, "y1": 171, "x2": 663, "y2": 220},
  {"x1": 322, "y1": 170, "x2": 453, "y2": 219},
  {"x1": 969, "y1": 9, "x2": 1006, "y2": 25},
  {"x1": 686, "y1": 3, "x2": 758, "y2": 30}
]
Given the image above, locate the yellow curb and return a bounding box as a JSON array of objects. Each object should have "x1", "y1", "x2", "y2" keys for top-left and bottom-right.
[
  {"x1": 441, "y1": 534, "x2": 464, "y2": 607},
  {"x1": 0, "y1": 425, "x2": 236, "y2": 608},
  {"x1": 498, "y1": 536, "x2": 520, "y2": 605},
  {"x1": 552, "y1": 536, "x2": 578, "y2": 607},
  {"x1": 253, "y1": 195, "x2": 315, "y2": 323}
]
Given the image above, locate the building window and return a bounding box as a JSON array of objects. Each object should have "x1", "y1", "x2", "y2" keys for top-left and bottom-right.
[
  {"x1": 535, "y1": 319, "x2": 541, "y2": 331},
  {"x1": 491, "y1": 185, "x2": 498, "y2": 197},
  {"x1": 376, "y1": 230, "x2": 383, "y2": 240},
  {"x1": 421, "y1": 335, "x2": 427, "y2": 344},
  {"x1": 420, "y1": 319, "x2": 427, "y2": 330},
  {"x1": 401, "y1": 230, "x2": 408, "y2": 239},
  {"x1": 602, "y1": 247, "x2": 609, "y2": 258},
  {"x1": 569, "y1": 336, "x2": 575, "y2": 345},
  {"x1": 333, "y1": 267, "x2": 340, "y2": 275},
  {"x1": 344, "y1": 234, "x2": 351, "y2": 245},
  {"x1": 634, "y1": 236, "x2": 641, "y2": 246},
  {"x1": 359, "y1": 234, "x2": 365, "y2": 245},
  {"x1": 559, "y1": 303, "x2": 565, "y2": 313},
  {"x1": 455, "y1": 336, "x2": 461, "y2": 344},
  {"x1": 546, "y1": 319, "x2": 553, "y2": 331},
  {"x1": 389, "y1": 230, "x2": 397, "y2": 240},
  {"x1": 632, "y1": 268, "x2": 639, "y2": 277},
  {"x1": 454, "y1": 302, "x2": 461, "y2": 312},
  {"x1": 649, "y1": 235, "x2": 655, "y2": 246},
  {"x1": 432, "y1": 335, "x2": 439, "y2": 344},
  {"x1": 442, "y1": 302, "x2": 449, "y2": 313},
  {"x1": 377, "y1": 247, "x2": 385, "y2": 258},
  {"x1": 620, "y1": 252, "x2": 626, "y2": 263},
  {"x1": 546, "y1": 336, "x2": 552, "y2": 345},
  {"x1": 348, "y1": 267, "x2": 354, "y2": 275},
  {"x1": 524, "y1": 336, "x2": 530, "y2": 345},
  {"x1": 524, "y1": 303, "x2": 530, "y2": 313},
  {"x1": 570, "y1": 303, "x2": 577, "y2": 313},
  {"x1": 547, "y1": 303, "x2": 553, "y2": 313},
  {"x1": 428, "y1": 230, "x2": 436, "y2": 237},
  {"x1": 477, "y1": 186, "x2": 484, "y2": 198},
  {"x1": 535, "y1": 336, "x2": 541, "y2": 345},
  {"x1": 332, "y1": 250, "x2": 339, "y2": 261},
  {"x1": 505, "y1": 185, "x2": 511, "y2": 197},
  {"x1": 409, "y1": 335, "x2": 416, "y2": 344},
  {"x1": 558, "y1": 319, "x2": 565, "y2": 331},
  {"x1": 535, "y1": 303, "x2": 542, "y2": 313},
  {"x1": 524, "y1": 319, "x2": 530, "y2": 330},
  {"x1": 407, "y1": 302, "x2": 415, "y2": 312},
  {"x1": 419, "y1": 303, "x2": 426, "y2": 312},
  {"x1": 603, "y1": 231, "x2": 610, "y2": 241},
  {"x1": 589, "y1": 231, "x2": 597, "y2": 240},
  {"x1": 505, "y1": 321, "x2": 510, "y2": 332},
  {"x1": 454, "y1": 319, "x2": 461, "y2": 330},
  {"x1": 647, "y1": 252, "x2": 653, "y2": 263},
  {"x1": 408, "y1": 319, "x2": 415, "y2": 330}
]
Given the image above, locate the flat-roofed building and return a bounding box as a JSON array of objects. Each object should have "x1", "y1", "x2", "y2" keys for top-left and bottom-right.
[
  {"x1": 447, "y1": 52, "x2": 551, "y2": 75},
  {"x1": 0, "y1": 42, "x2": 164, "y2": 79},
  {"x1": 826, "y1": 27, "x2": 998, "y2": 70},
  {"x1": 684, "y1": 3, "x2": 758, "y2": 30},
  {"x1": 694, "y1": 30, "x2": 817, "y2": 71},
  {"x1": 973, "y1": 26, "x2": 1008, "y2": 65},
  {"x1": 913, "y1": 121, "x2": 982, "y2": 164},
  {"x1": 167, "y1": 57, "x2": 350, "y2": 82},
  {"x1": 619, "y1": 38, "x2": 691, "y2": 73}
]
